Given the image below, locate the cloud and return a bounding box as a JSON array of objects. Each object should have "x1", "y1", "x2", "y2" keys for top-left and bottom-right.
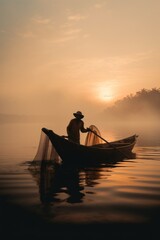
[
  {"x1": 32, "y1": 16, "x2": 51, "y2": 24},
  {"x1": 94, "y1": 3, "x2": 105, "y2": 9},
  {"x1": 37, "y1": 53, "x2": 151, "y2": 84},
  {"x1": 53, "y1": 27, "x2": 82, "y2": 43},
  {"x1": 68, "y1": 14, "x2": 87, "y2": 21},
  {"x1": 53, "y1": 21, "x2": 83, "y2": 44},
  {"x1": 63, "y1": 28, "x2": 82, "y2": 36},
  {"x1": 52, "y1": 35, "x2": 77, "y2": 44},
  {"x1": 18, "y1": 31, "x2": 35, "y2": 38}
]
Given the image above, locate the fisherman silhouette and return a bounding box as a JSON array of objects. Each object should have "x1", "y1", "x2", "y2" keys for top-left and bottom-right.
[{"x1": 67, "y1": 111, "x2": 90, "y2": 144}]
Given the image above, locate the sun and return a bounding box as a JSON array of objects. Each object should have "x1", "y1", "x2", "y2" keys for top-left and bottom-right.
[{"x1": 97, "y1": 86, "x2": 115, "y2": 102}]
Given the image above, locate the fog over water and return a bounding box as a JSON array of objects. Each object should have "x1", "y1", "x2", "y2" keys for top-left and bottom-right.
[
  {"x1": 1, "y1": 1, "x2": 160, "y2": 238},
  {"x1": 0, "y1": 89, "x2": 159, "y2": 164},
  {"x1": 0, "y1": 91, "x2": 159, "y2": 240},
  {"x1": 0, "y1": 119, "x2": 160, "y2": 240}
]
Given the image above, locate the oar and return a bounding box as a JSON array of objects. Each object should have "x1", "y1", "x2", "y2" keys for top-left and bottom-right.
[{"x1": 89, "y1": 129, "x2": 130, "y2": 159}]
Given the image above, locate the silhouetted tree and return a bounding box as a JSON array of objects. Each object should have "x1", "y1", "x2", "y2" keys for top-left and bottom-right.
[{"x1": 104, "y1": 88, "x2": 160, "y2": 122}]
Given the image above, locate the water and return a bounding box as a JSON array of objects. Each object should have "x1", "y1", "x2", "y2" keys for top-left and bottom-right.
[{"x1": 0, "y1": 122, "x2": 160, "y2": 239}]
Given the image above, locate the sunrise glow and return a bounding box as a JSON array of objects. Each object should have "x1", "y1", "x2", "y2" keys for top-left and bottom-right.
[
  {"x1": 0, "y1": 0, "x2": 159, "y2": 117},
  {"x1": 97, "y1": 86, "x2": 115, "y2": 102}
]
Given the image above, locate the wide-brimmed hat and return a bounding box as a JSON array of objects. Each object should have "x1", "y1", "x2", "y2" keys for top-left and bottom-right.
[{"x1": 73, "y1": 111, "x2": 84, "y2": 119}]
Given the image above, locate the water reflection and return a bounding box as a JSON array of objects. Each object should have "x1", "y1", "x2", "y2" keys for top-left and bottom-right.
[
  {"x1": 84, "y1": 167, "x2": 102, "y2": 187},
  {"x1": 29, "y1": 161, "x2": 85, "y2": 204},
  {"x1": 28, "y1": 159, "x2": 125, "y2": 205}
]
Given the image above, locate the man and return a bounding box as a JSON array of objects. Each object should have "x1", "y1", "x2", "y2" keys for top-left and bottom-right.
[{"x1": 67, "y1": 111, "x2": 90, "y2": 144}]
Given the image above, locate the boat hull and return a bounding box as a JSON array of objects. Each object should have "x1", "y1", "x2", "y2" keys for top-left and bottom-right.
[{"x1": 42, "y1": 128, "x2": 138, "y2": 164}]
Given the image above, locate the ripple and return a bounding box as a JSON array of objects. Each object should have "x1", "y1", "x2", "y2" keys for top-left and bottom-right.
[{"x1": 0, "y1": 146, "x2": 160, "y2": 226}]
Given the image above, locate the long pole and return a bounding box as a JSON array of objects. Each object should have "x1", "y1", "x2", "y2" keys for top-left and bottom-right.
[{"x1": 89, "y1": 129, "x2": 130, "y2": 159}]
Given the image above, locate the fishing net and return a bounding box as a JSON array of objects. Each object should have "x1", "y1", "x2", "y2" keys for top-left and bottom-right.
[
  {"x1": 85, "y1": 125, "x2": 103, "y2": 146},
  {"x1": 33, "y1": 125, "x2": 102, "y2": 161},
  {"x1": 33, "y1": 130, "x2": 61, "y2": 162}
]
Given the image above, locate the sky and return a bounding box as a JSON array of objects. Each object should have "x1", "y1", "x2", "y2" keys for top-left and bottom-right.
[{"x1": 1, "y1": 0, "x2": 160, "y2": 120}]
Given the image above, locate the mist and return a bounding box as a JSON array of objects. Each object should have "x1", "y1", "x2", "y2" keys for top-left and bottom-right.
[
  {"x1": 1, "y1": 88, "x2": 159, "y2": 123},
  {"x1": 102, "y1": 88, "x2": 159, "y2": 123}
]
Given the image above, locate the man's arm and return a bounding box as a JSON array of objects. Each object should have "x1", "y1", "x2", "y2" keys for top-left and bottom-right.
[{"x1": 80, "y1": 121, "x2": 90, "y2": 133}]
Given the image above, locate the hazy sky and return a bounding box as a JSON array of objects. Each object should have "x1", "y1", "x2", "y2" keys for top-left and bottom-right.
[{"x1": 1, "y1": 0, "x2": 160, "y2": 118}]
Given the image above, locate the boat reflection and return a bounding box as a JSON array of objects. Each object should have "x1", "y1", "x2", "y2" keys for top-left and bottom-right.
[
  {"x1": 40, "y1": 161, "x2": 85, "y2": 204},
  {"x1": 28, "y1": 156, "x2": 136, "y2": 205},
  {"x1": 29, "y1": 161, "x2": 85, "y2": 204}
]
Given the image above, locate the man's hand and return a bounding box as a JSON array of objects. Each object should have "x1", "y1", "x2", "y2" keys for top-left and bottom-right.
[{"x1": 87, "y1": 128, "x2": 91, "y2": 132}]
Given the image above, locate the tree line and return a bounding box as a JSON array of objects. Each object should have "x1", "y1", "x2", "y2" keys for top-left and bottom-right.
[{"x1": 104, "y1": 88, "x2": 160, "y2": 122}]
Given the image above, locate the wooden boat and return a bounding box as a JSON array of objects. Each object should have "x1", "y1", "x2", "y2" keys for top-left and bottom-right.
[{"x1": 42, "y1": 128, "x2": 138, "y2": 164}]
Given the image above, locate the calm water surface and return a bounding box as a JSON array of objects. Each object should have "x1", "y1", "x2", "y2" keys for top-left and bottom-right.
[{"x1": 0, "y1": 123, "x2": 160, "y2": 238}]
